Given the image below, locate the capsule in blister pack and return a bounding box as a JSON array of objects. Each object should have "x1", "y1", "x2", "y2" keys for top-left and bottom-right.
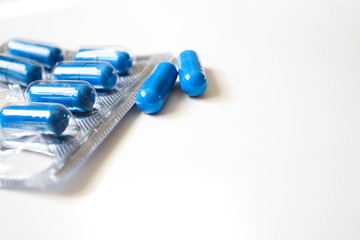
[
  {"x1": 1, "y1": 39, "x2": 65, "y2": 70},
  {"x1": 0, "y1": 103, "x2": 77, "y2": 135},
  {"x1": 73, "y1": 48, "x2": 132, "y2": 74},
  {"x1": 52, "y1": 61, "x2": 118, "y2": 90},
  {"x1": 0, "y1": 54, "x2": 43, "y2": 86},
  {"x1": 26, "y1": 80, "x2": 97, "y2": 113}
]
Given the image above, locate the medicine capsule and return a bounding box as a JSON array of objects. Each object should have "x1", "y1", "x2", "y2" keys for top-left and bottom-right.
[
  {"x1": 136, "y1": 62, "x2": 177, "y2": 114},
  {"x1": 27, "y1": 81, "x2": 96, "y2": 112},
  {"x1": 8, "y1": 40, "x2": 64, "y2": 69},
  {"x1": 73, "y1": 49, "x2": 132, "y2": 74},
  {"x1": 53, "y1": 62, "x2": 117, "y2": 90},
  {"x1": 0, "y1": 104, "x2": 70, "y2": 135},
  {"x1": 0, "y1": 54, "x2": 43, "y2": 86},
  {"x1": 177, "y1": 50, "x2": 208, "y2": 96}
]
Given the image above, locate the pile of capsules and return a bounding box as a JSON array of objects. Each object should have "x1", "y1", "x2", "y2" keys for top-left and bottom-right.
[{"x1": 0, "y1": 40, "x2": 207, "y2": 135}]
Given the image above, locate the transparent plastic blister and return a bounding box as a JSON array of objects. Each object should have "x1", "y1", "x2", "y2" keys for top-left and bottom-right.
[
  {"x1": 0, "y1": 39, "x2": 71, "y2": 70},
  {"x1": 72, "y1": 45, "x2": 134, "y2": 75},
  {"x1": 26, "y1": 80, "x2": 100, "y2": 113},
  {"x1": 52, "y1": 61, "x2": 119, "y2": 90},
  {"x1": 0, "y1": 54, "x2": 45, "y2": 86},
  {"x1": 0, "y1": 50, "x2": 174, "y2": 189}
]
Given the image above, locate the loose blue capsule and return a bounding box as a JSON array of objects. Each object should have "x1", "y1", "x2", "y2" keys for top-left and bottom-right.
[
  {"x1": 73, "y1": 49, "x2": 132, "y2": 74},
  {"x1": 53, "y1": 62, "x2": 117, "y2": 90},
  {"x1": 8, "y1": 40, "x2": 64, "y2": 69},
  {"x1": 0, "y1": 104, "x2": 70, "y2": 135},
  {"x1": 0, "y1": 54, "x2": 43, "y2": 86},
  {"x1": 136, "y1": 62, "x2": 178, "y2": 114},
  {"x1": 27, "y1": 82, "x2": 96, "y2": 112},
  {"x1": 177, "y1": 50, "x2": 207, "y2": 96}
]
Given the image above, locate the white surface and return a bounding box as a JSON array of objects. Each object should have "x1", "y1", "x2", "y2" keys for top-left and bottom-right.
[{"x1": 0, "y1": 0, "x2": 360, "y2": 239}]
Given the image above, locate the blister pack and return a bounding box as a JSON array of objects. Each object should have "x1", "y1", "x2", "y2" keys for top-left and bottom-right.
[{"x1": 0, "y1": 39, "x2": 173, "y2": 189}]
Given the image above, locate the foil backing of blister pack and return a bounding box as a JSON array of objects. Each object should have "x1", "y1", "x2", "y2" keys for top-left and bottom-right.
[{"x1": 0, "y1": 53, "x2": 173, "y2": 189}]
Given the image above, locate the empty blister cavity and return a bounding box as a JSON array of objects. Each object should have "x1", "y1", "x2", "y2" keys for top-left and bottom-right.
[
  {"x1": 0, "y1": 82, "x2": 24, "y2": 106},
  {"x1": 178, "y1": 50, "x2": 207, "y2": 96},
  {"x1": 4, "y1": 39, "x2": 64, "y2": 69},
  {"x1": 0, "y1": 54, "x2": 43, "y2": 86},
  {"x1": 26, "y1": 80, "x2": 97, "y2": 113},
  {"x1": 52, "y1": 61, "x2": 118, "y2": 90},
  {"x1": 73, "y1": 49, "x2": 132, "y2": 74},
  {"x1": 0, "y1": 103, "x2": 73, "y2": 135},
  {"x1": 136, "y1": 62, "x2": 178, "y2": 114}
]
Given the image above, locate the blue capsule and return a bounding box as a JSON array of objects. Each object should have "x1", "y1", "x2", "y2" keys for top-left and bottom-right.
[
  {"x1": 0, "y1": 104, "x2": 70, "y2": 135},
  {"x1": 8, "y1": 40, "x2": 64, "y2": 69},
  {"x1": 177, "y1": 50, "x2": 207, "y2": 96},
  {"x1": 53, "y1": 62, "x2": 117, "y2": 90},
  {"x1": 136, "y1": 62, "x2": 178, "y2": 114},
  {"x1": 0, "y1": 54, "x2": 43, "y2": 86},
  {"x1": 27, "y1": 81, "x2": 96, "y2": 112},
  {"x1": 73, "y1": 49, "x2": 132, "y2": 74}
]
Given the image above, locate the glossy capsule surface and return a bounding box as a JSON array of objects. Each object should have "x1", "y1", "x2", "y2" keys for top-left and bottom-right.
[
  {"x1": 73, "y1": 49, "x2": 132, "y2": 74},
  {"x1": 136, "y1": 62, "x2": 177, "y2": 114},
  {"x1": 27, "y1": 82, "x2": 96, "y2": 112},
  {"x1": 8, "y1": 40, "x2": 64, "y2": 69},
  {"x1": 177, "y1": 50, "x2": 207, "y2": 96},
  {"x1": 0, "y1": 104, "x2": 70, "y2": 135},
  {"x1": 53, "y1": 62, "x2": 117, "y2": 90},
  {"x1": 0, "y1": 54, "x2": 42, "y2": 86}
]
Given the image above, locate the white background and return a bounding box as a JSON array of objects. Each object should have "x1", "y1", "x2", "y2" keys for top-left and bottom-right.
[{"x1": 0, "y1": 0, "x2": 360, "y2": 239}]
